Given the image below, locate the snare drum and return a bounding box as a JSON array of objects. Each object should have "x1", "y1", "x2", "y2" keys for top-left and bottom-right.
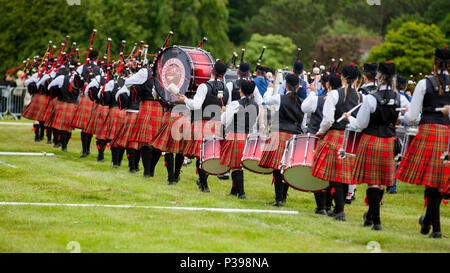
[
  {"x1": 281, "y1": 134, "x2": 329, "y2": 192},
  {"x1": 153, "y1": 46, "x2": 215, "y2": 103},
  {"x1": 241, "y1": 133, "x2": 273, "y2": 174},
  {"x1": 338, "y1": 125, "x2": 363, "y2": 158},
  {"x1": 201, "y1": 135, "x2": 230, "y2": 175},
  {"x1": 395, "y1": 126, "x2": 419, "y2": 162}
]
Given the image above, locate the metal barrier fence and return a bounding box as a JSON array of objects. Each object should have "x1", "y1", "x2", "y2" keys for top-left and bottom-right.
[{"x1": 0, "y1": 85, "x2": 28, "y2": 120}]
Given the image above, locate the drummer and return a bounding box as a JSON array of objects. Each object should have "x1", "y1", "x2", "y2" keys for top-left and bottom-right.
[
  {"x1": 259, "y1": 73, "x2": 304, "y2": 207},
  {"x1": 311, "y1": 63, "x2": 362, "y2": 221},
  {"x1": 343, "y1": 62, "x2": 409, "y2": 230},
  {"x1": 178, "y1": 60, "x2": 230, "y2": 193},
  {"x1": 221, "y1": 80, "x2": 259, "y2": 199},
  {"x1": 302, "y1": 71, "x2": 342, "y2": 215},
  {"x1": 396, "y1": 47, "x2": 449, "y2": 238}
]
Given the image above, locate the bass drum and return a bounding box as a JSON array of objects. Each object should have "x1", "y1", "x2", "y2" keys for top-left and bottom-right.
[{"x1": 153, "y1": 46, "x2": 215, "y2": 103}]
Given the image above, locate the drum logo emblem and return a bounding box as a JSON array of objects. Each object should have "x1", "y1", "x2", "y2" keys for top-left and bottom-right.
[{"x1": 162, "y1": 58, "x2": 185, "y2": 90}]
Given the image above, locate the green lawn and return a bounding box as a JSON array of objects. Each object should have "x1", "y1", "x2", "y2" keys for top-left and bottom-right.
[{"x1": 0, "y1": 118, "x2": 449, "y2": 253}]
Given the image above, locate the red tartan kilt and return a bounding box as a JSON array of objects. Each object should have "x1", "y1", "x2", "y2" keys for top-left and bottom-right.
[
  {"x1": 396, "y1": 124, "x2": 450, "y2": 188},
  {"x1": 311, "y1": 130, "x2": 355, "y2": 184},
  {"x1": 111, "y1": 111, "x2": 139, "y2": 149},
  {"x1": 51, "y1": 101, "x2": 76, "y2": 131},
  {"x1": 101, "y1": 107, "x2": 126, "y2": 141},
  {"x1": 44, "y1": 98, "x2": 60, "y2": 128},
  {"x1": 351, "y1": 134, "x2": 395, "y2": 186},
  {"x1": 93, "y1": 105, "x2": 109, "y2": 136},
  {"x1": 182, "y1": 120, "x2": 222, "y2": 158},
  {"x1": 22, "y1": 94, "x2": 43, "y2": 120},
  {"x1": 71, "y1": 96, "x2": 95, "y2": 129},
  {"x1": 83, "y1": 103, "x2": 99, "y2": 134},
  {"x1": 34, "y1": 95, "x2": 50, "y2": 122},
  {"x1": 258, "y1": 131, "x2": 292, "y2": 171},
  {"x1": 220, "y1": 133, "x2": 247, "y2": 168},
  {"x1": 129, "y1": 101, "x2": 165, "y2": 145}
]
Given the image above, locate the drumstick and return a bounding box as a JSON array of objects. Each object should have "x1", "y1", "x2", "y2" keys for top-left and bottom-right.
[
  {"x1": 395, "y1": 108, "x2": 407, "y2": 111},
  {"x1": 337, "y1": 103, "x2": 362, "y2": 123},
  {"x1": 435, "y1": 107, "x2": 445, "y2": 112}
]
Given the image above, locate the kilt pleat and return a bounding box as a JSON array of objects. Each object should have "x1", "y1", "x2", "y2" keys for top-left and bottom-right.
[
  {"x1": 83, "y1": 103, "x2": 100, "y2": 134},
  {"x1": 111, "y1": 111, "x2": 140, "y2": 150},
  {"x1": 311, "y1": 130, "x2": 355, "y2": 184},
  {"x1": 182, "y1": 120, "x2": 222, "y2": 158},
  {"x1": 129, "y1": 101, "x2": 165, "y2": 145},
  {"x1": 220, "y1": 133, "x2": 247, "y2": 168},
  {"x1": 102, "y1": 107, "x2": 126, "y2": 141},
  {"x1": 258, "y1": 131, "x2": 293, "y2": 171},
  {"x1": 44, "y1": 99, "x2": 60, "y2": 128},
  {"x1": 396, "y1": 124, "x2": 450, "y2": 188},
  {"x1": 351, "y1": 134, "x2": 395, "y2": 186},
  {"x1": 34, "y1": 95, "x2": 50, "y2": 122},
  {"x1": 22, "y1": 94, "x2": 45, "y2": 120},
  {"x1": 93, "y1": 105, "x2": 109, "y2": 136},
  {"x1": 51, "y1": 101, "x2": 76, "y2": 131},
  {"x1": 71, "y1": 96, "x2": 95, "y2": 130}
]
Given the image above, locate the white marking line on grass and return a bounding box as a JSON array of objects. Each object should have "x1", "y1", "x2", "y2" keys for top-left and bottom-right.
[
  {"x1": 0, "y1": 202, "x2": 299, "y2": 215},
  {"x1": 0, "y1": 161, "x2": 18, "y2": 168},
  {"x1": 0, "y1": 152, "x2": 55, "y2": 157},
  {"x1": 0, "y1": 122, "x2": 32, "y2": 126}
]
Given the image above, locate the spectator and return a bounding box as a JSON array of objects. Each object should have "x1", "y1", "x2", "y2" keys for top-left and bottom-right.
[
  {"x1": 1, "y1": 74, "x2": 16, "y2": 113},
  {"x1": 12, "y1": 71, "x2": 26, "y2": 117}
]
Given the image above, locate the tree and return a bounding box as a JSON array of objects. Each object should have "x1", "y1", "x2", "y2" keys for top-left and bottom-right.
[
  {"x1": 367, "y1": 22, "x2": 448, "y2": 77},
  {"x1": 244, "y1": 0, "x2": 326, "y2": 65},
  {"x1": 386, "y1": 13, "x2": 426, "y2": 33},
  {"x1": 312, "y1": 35, "x2": 362, "y2": 66},
  {"x1": 243, "y1": 33, "x2": 297, "y2": 70}
]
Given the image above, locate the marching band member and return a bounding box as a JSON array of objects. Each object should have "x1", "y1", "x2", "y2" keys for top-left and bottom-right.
[
  {"x1": 126, "y1": 66, "x2": 165, "y2": 178},
  {"x1": 225, "y1": 61, "x2": 263, "y2": 193},
  {"x1": 71, "y1": 49, "x2": 102, "y2": 158},
  {"x1": 396, "y1": 47, "x2": 450, "y2": 238},
  {"x1": 178, "y1": 60, "x2": 230, "y2": 193},
  {"x1": 37, "y1": 64, "x2": 57, "y2": 144},
  {"x1": 22, "y1": 71, "x2": 41, "y2": 141},
  {"x1": 96, "y1": 76, "x2": 127, "y2": 166},
  {"x1": 358, "y1": 63, "x2": 378, "y2": 96},
  {"x1": 47, "y1": 62, "x2": 79, "y2": 152},
  {"x1": 221, "y1": 80, "x2": 259, "y2": 199},
  {"x1": 343, "y1": 62, "x2": 410, "y2": 230},
  {"x1": 303, "y1": 72, "x2": 342, "y2": 214},
  {"x1": 259, "y1": 73, "x2": 304, "y2": 206},
  {"x1": 278, "y1": 60, "x2": 309, "y2": 99},
  {"x1": 311, "y1": 64, "x2": 362, "y2": 221}
]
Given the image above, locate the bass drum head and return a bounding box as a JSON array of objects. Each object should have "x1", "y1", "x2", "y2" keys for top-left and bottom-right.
[
  {"x1": 153, "y1": 46, "x2": 192, "y2": 103},
  {"x1": 201, "y1": 159, "x2": 230, "y2": 175},
  {"x1": 282, "y1": 166, "x2": 329, "y2": 192},
  {"x1": 242, "y1": 160, "x2": 273, "y2": 174}
]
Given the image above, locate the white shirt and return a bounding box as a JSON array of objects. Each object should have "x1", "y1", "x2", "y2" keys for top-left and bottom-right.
[
  {"x1": 318, "y1": 89, "x2": 340, "y2": 134},
  {"x1": 221, "y1": 100, "x2": 241, "y2": 126},
  {"x1": 85, "y1": 75, "x2": 101, "y2": 93},
  {"x1": 185, "y1": 79, "x2": 231, "y2": 110},
  {"x1": 48, "y1": 75, "x2": 64, "y2": 90},
  {"x1": 115, "y1": 84, "x2": 129, "y2": 101},
  {"x1": 348, "y1": 86, "x2": 410, "y2": 130},
  {"x1": 25, "y1": 73, "x2": 39, "y2": 87},
  {"x1": 226, "y1": 80, "x2": 263, "y2": 105},
  {"x1": 125, "y1": 68, "x2": 148, "y2": 87},
  {"x1": 301, "y1": 91, "x2": 319, "y2": 114},
  {"x1": 263, "y1": 87, "x2": 283, "y2": 111},
  {"x1": 104, "y1": 79, "x2": 115, "y2": 93},
  {"x1": 404, "y1": 71, "x2": 449, "y2": 125}
]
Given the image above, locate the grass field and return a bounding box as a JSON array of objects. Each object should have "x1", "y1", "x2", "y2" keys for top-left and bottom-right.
[{"x1": 0, "y1": 118, "x2": 449, "y2": 253}]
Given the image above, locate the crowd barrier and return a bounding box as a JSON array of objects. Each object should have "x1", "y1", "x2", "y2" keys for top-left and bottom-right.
[{"x1": 0, "y1": 85, "x2": 27, "y2": 120}]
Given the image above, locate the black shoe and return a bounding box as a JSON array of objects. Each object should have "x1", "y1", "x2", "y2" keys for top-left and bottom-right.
[
  {"x1": 97, "y1": 158, "x2": 104, "y2": 162},
  {"x1": 345, "y1": 199, "x2": 352, "y2": 205},
  {"x1": 203, "y1": 185, "x2": 210, "y2": 193},
  {"x1": 364, "y1": 212, "x2": 373, "y2": 227},
  {"x1": 387, "y1": 191, "x2": 397, "y2": 194},
  {"x1": 315, "y1": 209, "x2": 327, "y2": 215},
  {"x1": 167, "y1": 180, "x2": 175, "y2": 185},
  {"x1": 272, "y1": 201, "x2": 283, "y2": 207},
  {"x1": 62, "y1": 147, "x2": 67, "y2": 152},
  {"x1": 173, "y1": 176, "x2": 180, "y2": 183},
  {"x1": 333, "y1": 212, "x2": 346, "y2": 221},
  {"x1": 282, "y1": 198, "x2": 287, "y2": 204},
  {"x1": 196, "y1": 179, "x2": 202, "y2": 191},
  {"x1": 419, "y1": 216, "x2": 431, "y2": 235},
  {"x1": 130, "y1": 169, "x2": 137, "y2": 173},
  {"x1": 372, "y1": 224, "x2": 382, "y2": 231},
  {"x1": 79, "y1": 153, "x2": 88, "y2": 158},
  {"x1": 428, "y1": 232, "x2": 442, "y2": 239},
  {"x1": 47, "y1": 140, "x2": 52, "y2": 144},
  {"x1": 327, "y1": 210, "x2": 337, "y2": 217},
  {"x1": 34, "y1": 138, "x2": 40, "y2": 142},
  {"x1": 143, "y1": 174, "x2": 151, "y2": 178},
  {"x1": 53, "y1": 143, "x2": 61, "y2": 148},
  {"x1": 238, "y1": 194, "x2": 246, "y2": 200},
  {"x1": 112, "y1": 164, "x2": 120, "y2": 169},
  {"x1": 217, "y1": 173, "x2": 229, "y2": 180}
]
